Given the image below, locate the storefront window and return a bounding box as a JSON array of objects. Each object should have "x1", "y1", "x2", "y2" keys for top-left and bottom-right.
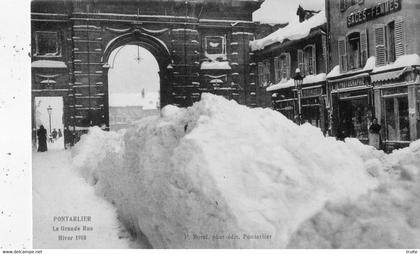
[
  {"x1": 384, "y1": 96, "x2": 410, "y2": 141},
  {"x1": 337, "y1": 94, "x2": 371, "y2": 141}
]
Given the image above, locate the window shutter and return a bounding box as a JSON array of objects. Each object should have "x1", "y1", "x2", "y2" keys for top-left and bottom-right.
[
  {"x1": 265, "y1": 61, "x2": 271, "y2": 85},
  {"x1": 258, "y1": 62, "x2": 264, "y2": 86},
  {"x1": 360, "y1": 29, "x2": 368, "y2": 66},
  {"x1": 297, "y1": 49, "x2": 304, "y2": 75},
  {"x1": 312, "y1": 45, "x2": 317, "y2": 75},
  {"x1": 274, "y1": 57, "x2": 279, "y2": 82},
  {"x1": 286, "y1": 53, "x2": 291, "y2": 79},
  {"x1": 394, "y1": 17, "x2": 406, "y2": 58},
  {"x1": 338, "y1": 38, "x2": 347, "y2": 72},
  {"x1": 375, "y1": 24, "x2": 386, "y2": 66}
]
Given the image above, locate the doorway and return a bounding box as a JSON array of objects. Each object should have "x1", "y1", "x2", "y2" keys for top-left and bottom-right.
[
  {"x1": 107, "y1": 45, "x2": 160, "y2": 131},
  {"x1": 34, "y1": 96, "x2": 64, "y2": 150}
]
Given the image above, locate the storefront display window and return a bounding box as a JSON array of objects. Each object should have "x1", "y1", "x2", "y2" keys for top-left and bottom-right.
[
  {"x1": 337, "y1": 94, "x2": 371, "y2": 141},
  {"x1": 384, "y1": 96, "x2": 410, "y2": 141}
]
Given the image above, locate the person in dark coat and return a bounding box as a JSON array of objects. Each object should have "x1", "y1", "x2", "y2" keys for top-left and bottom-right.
[
  {"x1": 58, "y1": 129, "x2": 62, "y2": 138},
  {"x1": 64, "y1": 127, "x2": 74, "y2": 149},
  {"x1": 52, "y1": 129, "x2": 58, "y2": 139},
  {"x1": 369, "y1": 117, "x2": 382, "y2": 149},
  {"x1": 37, "y1": 125, "x2": 48, "y2": 152}
]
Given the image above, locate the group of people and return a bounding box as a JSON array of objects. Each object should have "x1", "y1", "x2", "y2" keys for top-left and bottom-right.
[
  {"x1": 36, "y1": 125, "x2": 75, "y2": 152},
  {"x1": 48, "y1": 128, "x2": 62, "y2": 143}
]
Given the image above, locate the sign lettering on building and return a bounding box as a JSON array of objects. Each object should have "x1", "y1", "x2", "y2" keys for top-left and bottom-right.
[
  {"x1": 331, "y1": 76, "x2": 369, "y2": 91},
  {"x1": 346, "y1": 0, "x2": 401, "y2": 27}
]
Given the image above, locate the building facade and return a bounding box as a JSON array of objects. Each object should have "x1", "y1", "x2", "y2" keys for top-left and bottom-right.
[
  {"x1": 31, "y1": 0, "x2": 264, "y2": 135},
  {"x1": 251, "y1": 9, "x2": 329, "y2": 133},
  {"x1": 326, "y1": 0, "x2": 420, "y2": 150}
]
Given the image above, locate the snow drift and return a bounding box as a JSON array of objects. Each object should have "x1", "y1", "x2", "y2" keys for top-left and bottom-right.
[{"x1": 72, "y1": 93, "x2": 420, "y2": 248}]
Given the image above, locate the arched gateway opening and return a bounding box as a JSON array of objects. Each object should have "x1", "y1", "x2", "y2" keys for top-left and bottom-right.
[{"x1": 102, "y1": 31, "x2": 172, "y2": 129}]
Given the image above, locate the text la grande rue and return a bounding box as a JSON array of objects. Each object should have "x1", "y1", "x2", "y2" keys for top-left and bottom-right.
[{"x1": 53, "y1": 225, "x2": 93, "y2": 231}]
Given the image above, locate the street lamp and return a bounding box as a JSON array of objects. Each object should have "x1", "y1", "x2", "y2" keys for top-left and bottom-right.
[
  {"x1": 293, "y1": 68, "x2": 305, "y2": 125},
  {"x1": 47, "y1": 105, "x2": 52, "y2": 134}
]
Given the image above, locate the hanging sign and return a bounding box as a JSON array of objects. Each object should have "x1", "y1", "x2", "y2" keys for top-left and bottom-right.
[{"x1": 347, "y1": 0, "x2": 401, "y2": 27}]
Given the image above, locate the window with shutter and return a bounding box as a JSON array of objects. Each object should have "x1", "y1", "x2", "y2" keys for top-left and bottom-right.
[
  {"x1": 297, "y1": 49, "x2": 304, "y2": 75},
  {"x1": 258, "y1": 62, "x2": 264, "y2": 87},
  {"x1": 285, "y1": 53, "x2": 291, "y2": 79},
  {"x1": 265, "y1": 61, "x2": 271, "y2": 86},
  {"x1": 360, "y1": 29, "x2": 368, "y2": 66},
  {"x1": 312, "y1": 45, "x2": 317, "y2": 75},
  {"x1": 338, "y1": 38, "x2": 347, "y2": 72},
  {"x1": 375, "y1": 25, "x2": 387, "y2": 66},
  {"x1": 274, "y1": 57, "x2": 281, "y2": 82},
  {"x1": 394, "y1": 17, "x2": 406, "y2": 58}
]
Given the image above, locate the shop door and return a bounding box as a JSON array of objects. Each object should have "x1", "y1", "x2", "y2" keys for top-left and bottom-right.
[
  {"x1": 384, "y1": 96, "x2": 410, "y2": 141},
  {"x1": 338, "y1": 96, "x2": 371, "y2": 141}
]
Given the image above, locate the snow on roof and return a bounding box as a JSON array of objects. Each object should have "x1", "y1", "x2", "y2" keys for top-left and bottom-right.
[
  {"x1": 250, "y1": 10, "x2": 326, "y2": 51},
  {"x1": 327, "y1": 56, "x2": 376, "y2": 79},
  {"x1": 372, "y1": 54, "x2": 420, "y2": 73},
  {"x1": 109, "y1": 92, "x2": 159, "y2": 109},
  {"x1": 31, "y1": 60, "x2": 67, "y2": 68},
  {"x1": 266, "y1": 79, "x2": 295, "y2": 92},
  {"x1": 266, "y1": 73, "x2": 326, "y2": 92},
  {"x1": 200, "y1": 61, "x2": 231, "y2": 70}
]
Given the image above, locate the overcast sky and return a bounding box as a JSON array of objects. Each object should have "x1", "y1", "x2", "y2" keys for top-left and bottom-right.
[
  {"x1": 108, "y1": 45, "x2": 160, "y2": 94},
  {"x1": 253, "y1": 0, "x2": 325, "y2": 24}
]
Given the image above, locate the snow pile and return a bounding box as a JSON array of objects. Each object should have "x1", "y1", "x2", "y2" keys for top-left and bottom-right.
[
  {"x1": 288, "y1": 141, "x2": 420, "y2": 248},
  {"x1": 250, "y1": 11, "x2": 326, "y2": 51},
  {"x1": 372, "y1": 54, "x2": 420, "y2": 73},
  {"x1": 72, "y1": 94, "x2": 420, "y2": 248},
  {"x1": 327, "y1": 57, "x2": 376, "y2": 79}
]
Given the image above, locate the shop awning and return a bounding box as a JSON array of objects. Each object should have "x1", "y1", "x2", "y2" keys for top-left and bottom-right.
[{"x1": 370, "y1": 68, "x2": 407, "y2": 83}]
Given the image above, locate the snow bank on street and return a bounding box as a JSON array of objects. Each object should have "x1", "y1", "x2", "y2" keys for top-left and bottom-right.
[
  {"x1": 288, "y1": 141, "x2": 420, "y2": 248},
  {"x1": 72, "y1": 94, "x2": 420, "y2": 248},
  {"x1": 33, "y1": 150, "x2": 133, "y2": 249}
]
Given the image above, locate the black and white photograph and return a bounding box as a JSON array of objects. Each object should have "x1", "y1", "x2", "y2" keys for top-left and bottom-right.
[{"x1": 1, "y1": 0, "x2": 420, "y2": 252}]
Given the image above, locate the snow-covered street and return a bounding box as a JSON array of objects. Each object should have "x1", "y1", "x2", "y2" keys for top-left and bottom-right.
[
  {"x1": 71, "y1": 94, "x2": 420, "y2": 248},
  {"x1": 32, "y1": 143, "x2": 134, "y2": 249}
]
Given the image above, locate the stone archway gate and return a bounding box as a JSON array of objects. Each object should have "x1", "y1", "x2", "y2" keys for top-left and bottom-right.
[{"x1": 31, "y1": 0, "x2": 263, "y2": 131}]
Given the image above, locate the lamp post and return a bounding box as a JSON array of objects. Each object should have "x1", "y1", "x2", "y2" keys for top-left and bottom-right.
[
  {"x1": 293, "y1": 68, "x2": 305, "y2": 125},
  {"x1": 47, "y1": 105, "x2": 52, "y2": 134}
]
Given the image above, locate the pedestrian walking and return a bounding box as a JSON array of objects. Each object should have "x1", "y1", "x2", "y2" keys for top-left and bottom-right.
[
  {"x1": 64, "y1": 127, "x2": 74, "y2": 149},
  {"x1": 58, "y1": 128, "x2": 62, "y2": 138},
  {"x1": 369, "y1": 118, "x2": 381, "y2": 149},
  {"x1": 37, "y1": 125, "x2": 48, "y2": 152},
  {"x1": 52, "y1": 129, "x2": 58, "y2": 139}
]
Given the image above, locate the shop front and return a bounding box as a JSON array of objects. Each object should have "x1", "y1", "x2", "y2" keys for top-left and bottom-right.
[
  {"x1": 371, "y1": 65, "x2": 420, "y2": 151},
  {"x1": 328, "y1": 73, "x2": 374, "y2": 143},
  {"x1": 269, "y1": 79, "x2": 327, "y2": 132},
  {"x1": 299, "y1": 84, "x2": 325, "y2": 130}
]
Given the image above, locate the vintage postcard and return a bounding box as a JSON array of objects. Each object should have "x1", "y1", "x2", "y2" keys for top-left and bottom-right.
[{"x1": 26, "y1": 0, "x2": 420, "y2": 250}]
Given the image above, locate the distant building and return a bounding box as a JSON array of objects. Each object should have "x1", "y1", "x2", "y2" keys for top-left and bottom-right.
[
  {"x1": 251, "y1": 7, "x2": 328, "y2": 132},
  {"x1": 326, "y1": 0, "x2": 420, "y2": 150},
  {"x1": 108, "y1": 92, "x2": 160, "y2": 130}
]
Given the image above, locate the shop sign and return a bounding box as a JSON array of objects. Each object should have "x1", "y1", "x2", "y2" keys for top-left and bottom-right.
[
  {"x1": 347, "y1": 0, "x2": 401, "y2": 27},
  {"x1": 302, "y1": 87, "x2": 322, "y2": 98},
  {"x1": 330, "y1": 76, "x2": 370, "y2": 91}
]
